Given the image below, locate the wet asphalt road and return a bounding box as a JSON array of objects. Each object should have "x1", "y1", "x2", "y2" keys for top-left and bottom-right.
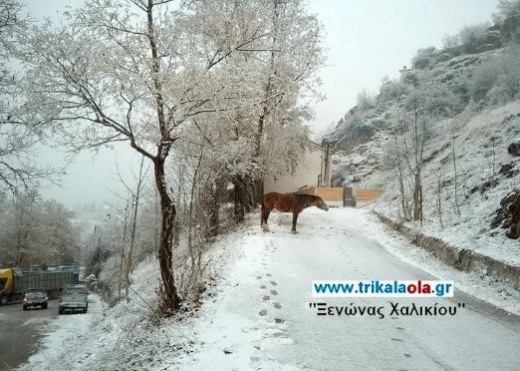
[{"x1": 0, "y1": 300, "x2": 58, "y2": 371}]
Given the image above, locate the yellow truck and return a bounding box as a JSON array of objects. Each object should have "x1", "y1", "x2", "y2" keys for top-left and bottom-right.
[{"x1": 0, "y1": 268, "x2": 77, "y2": 306}]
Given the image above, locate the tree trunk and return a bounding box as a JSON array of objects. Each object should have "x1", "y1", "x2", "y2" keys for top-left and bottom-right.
[
  {"x1": 154, "y1": 157, "x2": 181, "y2": 314},
  {"x1": 208, "y1": 177, "x2": 225, "y2": 237},
  {"x1": 118, "y1": 201, "x2": 129, "y2": 299},
  {"x1": 125, "y1": 155, "x2": 146, "y2": 299},
  {"x1": 451, "y1": 134, "x2": 461, "y2": 216},
  {"x1": 243, "y1": 174, "x2": 254, "y2": 214},
  {"x1": 234, "y1": 176, "x2": 246, "y2": 223},
  {"x1": 436, "y1": 172, "x2": 444, "y2": 228},
  {"x1": 413, "y1": 173, "x2": 423, "y2": 222},
  {"x1": 145, "y1": 0, "x2": 181, "y2": 314},
  {"x1": 252, "y1": 178, "x2": 264, "y2": 206},
  {"x1": 208, "y1": 190, "x2": 220, "y2": 237}
]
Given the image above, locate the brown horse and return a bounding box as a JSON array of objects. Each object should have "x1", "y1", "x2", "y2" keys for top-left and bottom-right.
[{"x1": 261, "y1": 192, "x2": 329, "y2": 233}]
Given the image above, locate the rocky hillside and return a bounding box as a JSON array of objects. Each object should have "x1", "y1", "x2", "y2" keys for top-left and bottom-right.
[
  {"x1": 324, "y1": 48, "x2": 502, "y2": 185},
  {"x1": 322, "y1": 6, "x2": 520, "y2": 264}
]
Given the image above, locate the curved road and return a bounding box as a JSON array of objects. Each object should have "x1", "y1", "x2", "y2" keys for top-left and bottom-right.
[
  {"x1": 266, "y1": 209, "x2": 520, "y2": 370},
  {"x1": 183, "y1": 207, "x2": 520, "y2": 370},
  {"x1": 265, "y1": 212, "x2": 520, "y2": 370}
]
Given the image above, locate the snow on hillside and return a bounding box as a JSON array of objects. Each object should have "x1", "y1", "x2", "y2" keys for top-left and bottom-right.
[
  {"x1": 331, "y1": 131, "x2": 389, "y2": 188},
  {"x1": 372, "y1": 100, "x2": 520, "y2": 266},
  {"x1": 17, "y1": 208, "x2": 520, "y2": 371},
  {"x1": 327, "y1": 58, "x2": 520, "y2": 267},
  {"x1": 427, "y1": 50, "x2": 499, "y2": 94}
]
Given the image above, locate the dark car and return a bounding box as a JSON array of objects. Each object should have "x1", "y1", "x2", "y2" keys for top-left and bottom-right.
[{"x1": 23, "y1": 289, "x2": 48, "y2": 310}]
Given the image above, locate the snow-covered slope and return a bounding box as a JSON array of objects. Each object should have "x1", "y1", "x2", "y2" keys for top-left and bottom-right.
[
  {"x1": 332, "y1": 100, "x2": 520, "y2": 267},
  {"x1": 325, "y1": 44, "x2": 520, "y2": 267},
  {"x1": 374, "y1": 101, "x2": 520, "y2": 266}
]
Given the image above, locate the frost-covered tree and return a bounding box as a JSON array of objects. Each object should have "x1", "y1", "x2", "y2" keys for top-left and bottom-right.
[
  {"x1": 22, "y1": 0, "x2": 197, "y2": 313},
  {"x1": 21, "y1": 0, "x2": 323, "y2": 314},
  {"x1": 0, "y1": 191, "x2": 80, "y2": 266},
  {"x1": 356, "y1": 89, "x2": 375, "y2": 110},
  {"x1": 377, "y1": 78, "x2": 410, "y2": 106},
  {"x1": 470, "y1": 59, "x2": 500, "y2": 103},
  {"x1": 412, "y1": 47, "x2": 439, "y2": 70},
  {"x1": 494, "y1": 0, "x2": 520, "y2": 41},
  {"x1": 442, "y1": 34, "x2": 460, "y2": 51},
  {"x1": 38, "y1": 199, "x2": 81, "y2": 264},
  {"x1": 1, "y1": 190, "x2": 40, "y2": 265},
  {"x1": 383, "y1": 118, "x2": 412, "y2": 221},
  {"x1": 468, "y1": 41, "x2": 520, "y2": 105},
  {"x1": 183, "y1": 0, "x2": 324, "y2": 221},
  {"x1": 383, "y1": 74, "x2": 434, "y2": 223},
  {"x1": 458, "y1": 23, "x2": 491, "y2": 54},
  {"x1": 499, "y1": 41, "x2": 520, "y2": 98},
  {"x1": 0, "y1": 0, "x2": 52, "y2": 193}
]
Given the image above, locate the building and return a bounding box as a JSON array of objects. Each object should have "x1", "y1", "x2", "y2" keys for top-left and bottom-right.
[{"x1": 264, "y1": 141, "x2": 331, "y2": 194}]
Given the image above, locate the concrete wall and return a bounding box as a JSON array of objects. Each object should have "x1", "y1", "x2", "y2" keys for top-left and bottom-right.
[
  {"x1": 376, "y1": 212, "x2": 520, "y2": 290},
  {"x1": 264, "y1": 144, "x2": 330, "y2": 194}
]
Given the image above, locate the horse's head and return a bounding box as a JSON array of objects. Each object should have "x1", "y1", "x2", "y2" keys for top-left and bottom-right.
[{"x1": 314, "y1": 196, "x2": 329, "y2": 211}]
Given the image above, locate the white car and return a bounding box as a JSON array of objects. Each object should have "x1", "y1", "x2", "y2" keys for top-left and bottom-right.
[{"x1": 59, "y1": 284, "x2": 88, "y2": 314}]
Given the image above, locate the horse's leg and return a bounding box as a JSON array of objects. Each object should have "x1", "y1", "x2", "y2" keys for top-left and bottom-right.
[
  {"x1": 292, "y1": 212, "x2": 299, "y2": 233},
  {"x1": 261, "y1": 201, "x2": 270, "y2": 231},
  {"x1": 261, "y1": 202, "x2": 265, "y2": 228},
  {"x1": 264, "y1": 210, "x2": 271, "y2": 231}
]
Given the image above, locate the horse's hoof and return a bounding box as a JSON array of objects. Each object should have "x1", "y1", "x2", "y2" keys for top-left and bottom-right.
[{"x1": 291, "y1": 230, "x2": 297, "y2": 234}]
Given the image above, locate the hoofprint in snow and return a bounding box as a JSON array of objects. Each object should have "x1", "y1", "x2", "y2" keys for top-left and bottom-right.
[{"x1": 17, "y1": 208, "x2": 520, "y2": 371}]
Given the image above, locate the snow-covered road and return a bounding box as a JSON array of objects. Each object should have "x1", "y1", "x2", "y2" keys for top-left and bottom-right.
[
  {"x1": 16, "y1": 207, "x2": 520, "y2": 371},
  {"x1": 177, "y1": 208, "x2": 520, "y2": 371}
]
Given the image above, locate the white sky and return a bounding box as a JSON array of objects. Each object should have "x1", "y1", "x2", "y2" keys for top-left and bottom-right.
[
  {"x1": 307, "y1": 0, "x2": 500, "y2": 134},
  {"x1": 26, "y1": 0, "x2": 501, "y2": 207}
]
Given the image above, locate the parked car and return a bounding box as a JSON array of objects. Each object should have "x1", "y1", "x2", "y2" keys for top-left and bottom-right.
[
  {"x1": 23, "y1": 288, "x2": 48, "y2": 310},
  {"x1": 59, "y1": 284, "x2": 89, "y2": 314}
]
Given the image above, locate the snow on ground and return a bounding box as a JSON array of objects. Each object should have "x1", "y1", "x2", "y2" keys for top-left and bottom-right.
[{"x1": 17, "y1": 207, "x2": 520, "y2": 371}]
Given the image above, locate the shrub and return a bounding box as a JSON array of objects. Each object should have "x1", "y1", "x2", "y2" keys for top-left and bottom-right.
[
  {"x1": 469, "y1": 59, "x2": 500, "y2": 103},
  {"x1": 458, "y1": 23, "x2": 491, "y2": 54},
  {"x1": 494, "y1": 0, "x2": 520, "y2": 41},
  {"x1": 426, "y1": 85, "x2": 464, "y2": 117},
  {"x1": 377, "y1": 79, "x2": 410, "y2": 106},
  {"x1": 499, "y1": 42, "x2": 520, "y2": 99},
  {"x1": 412, "y1": 47, "x2": 439, "y2": 69},
  {"x1": 356, "y1": 89, "x2": 375, "y2": 110}
]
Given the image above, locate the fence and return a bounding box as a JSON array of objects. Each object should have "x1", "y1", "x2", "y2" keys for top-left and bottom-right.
[
  {"x1": 298, "y1": 186, "x2": 343, "y2": 200},
  {"x1": 355, "y1": 189, "x2": 384, "y2": 203},
  {"x1": 298, "y1": 186, "x2": 383, "y2": 206}
]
